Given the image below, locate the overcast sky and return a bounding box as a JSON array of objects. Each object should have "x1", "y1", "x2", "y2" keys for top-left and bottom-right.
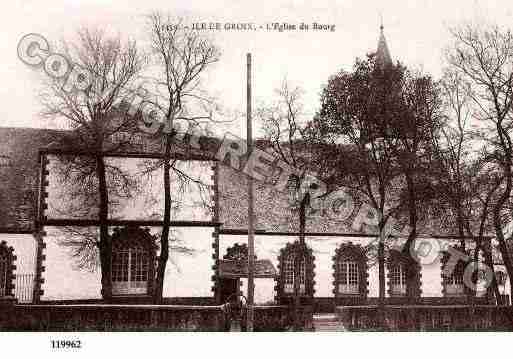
[{"x1": 2, "y1": 0, "x2": 513, "y2": 137}]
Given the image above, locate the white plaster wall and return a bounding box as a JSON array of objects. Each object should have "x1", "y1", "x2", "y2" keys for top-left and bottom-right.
[
  {"x1": 0, "y1": 233, "x2": 37, "y2": 302},
  {"x1": 42, "y1": 227, "x2": 102, "y2": 300},
  {"x1": 41, "y1": 226, "x2": 215, "y2": 300},
  {"x1": 0, "y1": 233, "x2": 37, "y2": 274},
  {"x1": 37, "y1": 227, "x2": 508, "y2": 302},
  {"x1": 220, "y1": 235, "x2": 383, "y2": 303},
  {"x1": 40, "y1": 156, "x2": 505, "y2": 302},
  {"x1": 421, "y1": 257, "x2": 443, "y2": 296},
  {"x1": 220, "y1": 235, "x2": 449, "y2": 302},
  {"x1": 162, "y1": 227, "x2": 215, "y2": 297},
  {"x1": 42, "y1": 155, "x2": 216, "y2": 300}
]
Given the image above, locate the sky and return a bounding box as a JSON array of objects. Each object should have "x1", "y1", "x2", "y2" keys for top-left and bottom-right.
[{"x1": 2, "y1": 0, "x2": 513, "y2": 138}]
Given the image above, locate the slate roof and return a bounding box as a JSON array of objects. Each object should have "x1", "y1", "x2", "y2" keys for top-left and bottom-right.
[
  {"x1": 0, "y1": 125, "x2": 460, "y2": 238},
  {"x1": 0, "y1": 127, "x2": 70, "y2": 231},
  {"x1": 376, "y1": 25, "x2": 393, "y2": 68}
]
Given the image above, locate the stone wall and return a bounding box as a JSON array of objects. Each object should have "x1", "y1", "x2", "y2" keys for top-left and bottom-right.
[
  {"x1": 0, "y1": 304, "x2": 227, "y2": 331},
  {"x1": 336, "y1": 305, "x2": 513, "y2": 331},
  {"x1": 0, "y1": 303, "x2": 310, "y2": 331}
]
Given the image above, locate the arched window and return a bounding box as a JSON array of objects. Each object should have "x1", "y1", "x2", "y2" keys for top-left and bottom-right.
[
  {"x1": 333, "y1": 243, "x2": 368, "y2": 298},
  {"x1": 283, "y1": 253, "x2": 306, "y2": 294},
  {"x1": 441, "y1": 247, "x2": 468, "y2": 297},
  {"x1": 110, "y1": 227, "x2": 156, "y2": 297},
  {"x1": 390, "y1": 262, "x2": 407, "y2": 296},
  {"x1": 0, "y1": 241, "x2": 15, "y2": 297},
  {"x1": 275, "y1": 242, "x2": 315, "y2": 304},
  {"x1": 112, "y1": 245, "x2": 150, "y2": 295},
  {"x1": 387, "y1": 249, "x2": 421, "y2": 298},
  {"x1": 337, "y1": 261, "x2": 359, "y2": 294}
]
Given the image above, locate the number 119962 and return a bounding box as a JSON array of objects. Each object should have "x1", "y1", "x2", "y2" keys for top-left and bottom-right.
[{"x1": 51, "y1": 340, "x2": 82, "y2": 349}]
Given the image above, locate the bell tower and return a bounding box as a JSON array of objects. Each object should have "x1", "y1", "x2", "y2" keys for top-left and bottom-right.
[{"x1": 375, "y1": 21, "x2": 392, "y2": 68}]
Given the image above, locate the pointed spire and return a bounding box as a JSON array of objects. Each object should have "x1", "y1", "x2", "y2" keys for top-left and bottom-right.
[{"x1": 375, "y1": 23, "x2": 392, "y2": 69}]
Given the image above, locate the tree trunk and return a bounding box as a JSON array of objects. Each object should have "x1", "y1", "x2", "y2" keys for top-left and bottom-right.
[
  {"x1": 96, "y1": 154, "x2": 112, "y2": 302},
  {"x1": 494, "y1": 224, "x2": 513, "y2": 304},
  {"x1": 470, "y1": 177, "x2": 503, "y2": 305},
  {"x1": 471, "y1": 243, "x2": 481, "y2": 304},
  {"x1": 378, "y1": 221, "x2": 386, "y2": 305},
  {"x1": 154, "y1": 135, "x2": 172, "y2": 303},
  {"x1": 479, "y1": 239, "x2": 502, "y2": 305},
  {"x1": 402, "y1": 174, "x2": 418, "y2": 256},
  {"x1": 403, "y1": 174, "x2": 418, "y2": 303},
  {"x1": 377, "y1": 219, "x2": 386, "y2": 328},
  {"x1": 294, "y1": 194, "x2": 308, "y2": 330},
  {"x1": 493, "y1": 166, "x2": 513, "y2": 306},
  {"x1": 456, "y1": 205, "x2": 466, "y2": 250}
]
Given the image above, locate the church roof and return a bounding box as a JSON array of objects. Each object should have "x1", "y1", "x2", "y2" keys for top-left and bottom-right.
[
  {"x1": 0, "y1": 127, "x2": 69, "y2": 231},
  {"x1": 0, "y1": 121, "x2": 463, "y2": 238}
]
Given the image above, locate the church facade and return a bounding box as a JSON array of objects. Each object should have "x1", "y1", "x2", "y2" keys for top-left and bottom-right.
[{"x1": 0, "y1": 27, "x2": 508, "y2": 310}]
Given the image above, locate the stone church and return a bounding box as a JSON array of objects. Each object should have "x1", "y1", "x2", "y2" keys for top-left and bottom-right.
[{"x1": 0, "y1": 27, "x2": 508, "y2": 311}]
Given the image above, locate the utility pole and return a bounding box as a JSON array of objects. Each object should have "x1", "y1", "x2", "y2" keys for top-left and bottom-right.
[{"x1": 246, "y1": 53, "x2": 255, "y2": 332}]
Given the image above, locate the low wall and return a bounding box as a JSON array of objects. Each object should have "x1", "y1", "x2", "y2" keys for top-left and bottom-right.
[
  {"x1": 336, "y1": 305, "x2": 513, "y2": 331},
  {"x1": 312, "y1": 296, "x2": 491, "y2": 313},
  {"x1": 39, "y1": 297, "x2": 216, "y2": 306},
  {"x1": 0, "y1": 302, "x2": 311, "y2": 331},
  {"x1": 0, "y1": 304, "x2": 227, "y2": 331}
]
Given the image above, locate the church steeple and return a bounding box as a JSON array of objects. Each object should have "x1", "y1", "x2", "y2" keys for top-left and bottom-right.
[{"x1": 375, "y1": 23, "x2": 392, "y2": 68}]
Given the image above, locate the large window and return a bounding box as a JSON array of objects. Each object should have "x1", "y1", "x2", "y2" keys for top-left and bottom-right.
[
  {"x1": 338, "y1": 261, "x2": 359, "y2": 294},
  {"x1": 390, "y1": 263, "x2": 407, "y2": 296},
  {"x1": 112, "y1": 245, "x2": 150, "y2": 295},
  {"x1": 283, "y1": 254, "x2": 306, "y2": 294},
  {"x1": 387, "y1": 250, "x2": 421, "y2": 298},
  {"x1": 333, "y1": 243, "x2": 368, "y2": 299}
]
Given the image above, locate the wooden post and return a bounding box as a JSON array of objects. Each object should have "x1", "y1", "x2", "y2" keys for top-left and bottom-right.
[{"x1": 246, "y1": 53, "x2": 255, "y2": 332}]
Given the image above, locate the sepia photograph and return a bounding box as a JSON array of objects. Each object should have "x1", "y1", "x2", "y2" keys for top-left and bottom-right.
[{"x1": 1, "y1": 0, "x2": 513, "y2": 356}]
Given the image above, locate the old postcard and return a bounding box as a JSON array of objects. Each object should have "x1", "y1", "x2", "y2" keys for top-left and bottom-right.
[{"x1": 1, "y1": 0, "x2": 513, "y2": 357}]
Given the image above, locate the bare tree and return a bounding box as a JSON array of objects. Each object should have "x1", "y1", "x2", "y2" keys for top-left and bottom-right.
[
  {"x1": 445, "y1": 22, "x2": 513, "y2": 296},
  {"x1": 143, "y1": 12, "x2": 220, "y2": 303},
  {"x1": 433, "y1": 69, "x2": 474, "y2": 246},
  {"x1": 258, "y1": 80, "x2": 313, "y2": 232},
  {"x1": 39, "y1": 28, "x2": 145, "y2": 300},
  {"x1": 257, "y1": 79, "x2": 317, "y2": 329},
  {"x1": 431, "y1": 68, "x2": 504, "y2": 302}
]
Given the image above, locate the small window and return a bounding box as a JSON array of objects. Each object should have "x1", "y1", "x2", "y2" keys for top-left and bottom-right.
[
  {"x1": 112, "y1": 245, "x2": 150, "y2": 295},
  {"x1": 338, "y1": 261, "x2": 359, "y2": 294},
  {"x1": 283, "y1": 254, "x2": 306, "y2": 294},
  {"x1": 390, "y1": 264, "x2": 407, "y2": 296}
]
